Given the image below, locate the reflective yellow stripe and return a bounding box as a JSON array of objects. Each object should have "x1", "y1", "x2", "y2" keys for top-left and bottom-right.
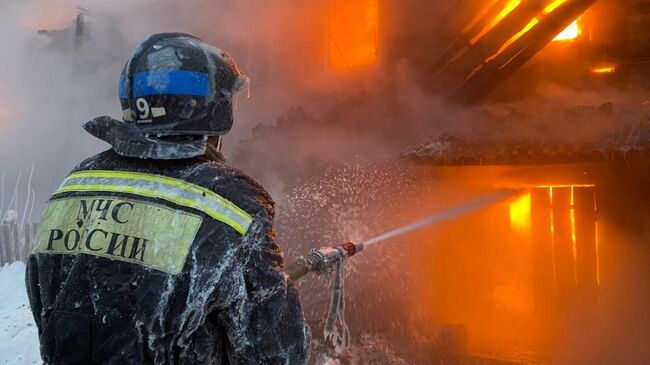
[
  {"x1": 63, "y1": 170, "x2": 250, "y2": 223},
  {"x1": 55, "y1": 170, "x2": 252, "y2": 235}
]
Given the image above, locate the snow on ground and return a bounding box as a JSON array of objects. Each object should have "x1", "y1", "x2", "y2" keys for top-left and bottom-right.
[{"x1": 0, "y1": 262, "x2": 40, "y2": 364}]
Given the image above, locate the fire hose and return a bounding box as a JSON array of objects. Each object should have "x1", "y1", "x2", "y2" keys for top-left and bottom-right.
[
  {"x1": 286, "y1": 242, "x2": 364, "y2": 352},
  {"x1": 283, "y1": 190, "x2": 516, "y2": 352}
]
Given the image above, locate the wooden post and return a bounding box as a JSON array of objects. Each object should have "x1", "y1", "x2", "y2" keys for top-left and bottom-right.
[
  {"x1": 574, "y1": 187, "x2": 598, "y2": 301},
  {"x1": 0, "y1": 224, "x2": 11, "y2": 266},
  {"x1": 0, "y1": 225, "x2": 5, "y2": 266},
  {"x1": 552, "y1": 187, "x2": 576, "y2": 300},
  {"x1": 10, "y1": 223, "x2": 19, "y2": 263},
  {"x1": 531, "y1": 187, "x2": 555, "y2": 352}
]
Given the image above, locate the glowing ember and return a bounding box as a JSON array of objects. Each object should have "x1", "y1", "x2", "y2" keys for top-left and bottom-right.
[
  {"x1": 553, "y1": 19, "x2": 580, "y2": 41},
  {"x1": 328, "y1": 0, "x2": 379, "y2": 70},
  {"x1": 509, "y1": 192, "x2": 531, "y2": 234},
  {"x1": 592, "y1": 66, "x2": 616, "y2": 74}
]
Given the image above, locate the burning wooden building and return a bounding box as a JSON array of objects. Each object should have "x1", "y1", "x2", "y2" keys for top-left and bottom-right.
[
  {"x1": 235, "y1": 0, "x2": 650, "y2": 363},
  {"x1": 225, "y1": 0, "x2": 650, "y2": 103},
  {"x1": 399, "y1": 101, "x2": 650, "y2": 364}
]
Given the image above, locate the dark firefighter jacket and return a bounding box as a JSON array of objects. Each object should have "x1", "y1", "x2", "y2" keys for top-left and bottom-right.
[{"x1": 25, "y1": 149, "x2": 311, "y2": 365}]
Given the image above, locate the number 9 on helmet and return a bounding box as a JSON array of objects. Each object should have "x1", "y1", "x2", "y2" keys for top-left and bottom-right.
[{"x1": 118, "y1": 32, "x2": 249, "y2": 136}]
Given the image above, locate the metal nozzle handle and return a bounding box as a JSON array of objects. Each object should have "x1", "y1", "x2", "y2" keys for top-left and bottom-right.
[{"x1": 286, "y1": 242, "x2": 365, "y2": 282}]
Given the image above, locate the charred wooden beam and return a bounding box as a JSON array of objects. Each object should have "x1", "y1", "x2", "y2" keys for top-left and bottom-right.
[
  {"x1": 551, "y1": 187, "x2": 576, "y2": 299},
  {"x1": 430, "y1": 0, "x2": 506, "y2": 76},
  {"x1": 431, "y1": 0, "x2": 548, "y2": 91},
  {"x1": 574, "y1": 187, "x2": 598, "y2": 296},
  {"x1": 444, "y1": 0, "x2": 506, "y2": 35},
  {"x1": 453, "y1": 0, "x2": 598, "y2": 103}
]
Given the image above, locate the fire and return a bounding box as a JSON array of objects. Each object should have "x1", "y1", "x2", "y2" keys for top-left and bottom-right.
[
  {"x1": 592, "y1": 66, "x2": 616, "y2": 74},
  {"x1": 509, "y1": 193, "x2": 531, "y2": 234},
  {"x1": 523, "y1": 185, "x2": 600, "y2": 289},
  {"x1": 471, "y1": 0, "x2": 522, "y2": 45},
  {"x1": 328, "y1": 0, "x2": 379, "y2": 70},
  {"x1": 543, "y1": 0, "x2": 581, "y2": 41},
  {"x1": 484, "y1": 0, "x2": 581, "y2": 62},
  {"x1": 544, "y1": 0, "x2": 566, "y2": 13},
  {"x1": 570, "y1": 186, "x2": 577, "y2": 284},
  {"x1": 553, "y1": 19, "x2": 580, "y2": 41}
]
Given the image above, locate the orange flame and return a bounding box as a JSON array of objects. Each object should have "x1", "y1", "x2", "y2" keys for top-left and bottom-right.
[
  {"x1": 509, "y1": 192, "x2": 531, "y2": 234},
  {"x1": 328, "y1": 0, "x2": 379, "y2": 70},
  {"x1": 553, "y1": 19, "x2": 581, "y2": 41},
  {"x1": 471, "y1": 0, "x2": 522, "y2": 45},
  {"x1": 592, "y1": 66, "x2": 616, "y2": 74}
]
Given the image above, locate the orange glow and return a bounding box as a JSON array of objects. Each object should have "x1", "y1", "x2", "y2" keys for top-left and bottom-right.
[
  {"x1": 544, "y1": 0, "x2": 567, "y2": 14},
  {"x1": 494, "y1": 284, "x2": 534, "y2": 313},
  {"x1": 18, "y1": 3, "x2": 78, "y2": 31},
  {"x1": 544, "y1": 185, "x2": 599, "y2": 288},
  {"x1": 328, "y1": 0, "x2": 379, "y2": 70},
  {"x1": 550, "y1": 188, "x2": 557, "y2": 284},
  {"x1": 463, "y1": 0, "x2": 501, "y2": 34},
  {"x1": 509, "y1": 193, "x2": 531, "y2": 234},
  {"x1": 535, "y1": 184, "x2": 596, "y2": 188},
  {"x1": 544, "y1": 0, "x2": 581, "y2": 42},
  {"x1": 471, "y1": 0, "x2": 521, "y2": 45},
  {"x1": 489, "y1": 18, "x2": 539, "y2": 62},
  {"x1": 570, "y1": 187, "x2": 578, "y2": 284},
  {"x1": 553, "y1": 19, "x2": 580, "y2": 41},
  {"x1": 595, "y1": 221, "x2": 601, "y2": 286},
  {"x1": 592, "y1": 66, "x2": 617, "y2": 74},
  {"x1": 484, "y1": 0, "x2": 579, "y2": 62}
]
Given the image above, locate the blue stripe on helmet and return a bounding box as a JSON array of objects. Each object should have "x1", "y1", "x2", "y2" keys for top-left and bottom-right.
[
  {"x1": 119, "y1": 74, "x2": 128, "y2": 98},
  {"x1": 119, "y1": 71, "x2": 211, "y2": 98}
]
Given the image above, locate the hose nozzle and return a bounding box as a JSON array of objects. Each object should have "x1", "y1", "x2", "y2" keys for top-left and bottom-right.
[{"x1": 286, "y1": 242, "x2": 364, "y2": 281}]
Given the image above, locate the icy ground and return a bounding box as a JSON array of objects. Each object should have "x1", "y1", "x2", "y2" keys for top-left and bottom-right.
[{"x1": 0, "y1": 262, "x2": 40, "y2": 365}]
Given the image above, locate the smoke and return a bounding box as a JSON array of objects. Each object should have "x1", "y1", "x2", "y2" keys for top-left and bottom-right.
[
  {"x1": 0, "y1": 0, "x2": 139, "y2": 219},
  {"x1": 2, "y1": 0, "x2": 642, "y2": 215},
  {"x1": 3, "y1": 0, "x2": 650, "y2": 363},
  {"x1": 0, "y1": 0, "x2": 326, "y2": 218}
]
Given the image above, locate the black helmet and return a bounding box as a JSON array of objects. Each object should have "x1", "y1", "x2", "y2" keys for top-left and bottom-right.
[{"x1": 84, "y1": 33, "x2": 249, "y2": 159}]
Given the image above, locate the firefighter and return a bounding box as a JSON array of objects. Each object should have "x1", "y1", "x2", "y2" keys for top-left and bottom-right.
[{"x1": 25, "y1": 33, "x2": 311, "y2": 364}]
